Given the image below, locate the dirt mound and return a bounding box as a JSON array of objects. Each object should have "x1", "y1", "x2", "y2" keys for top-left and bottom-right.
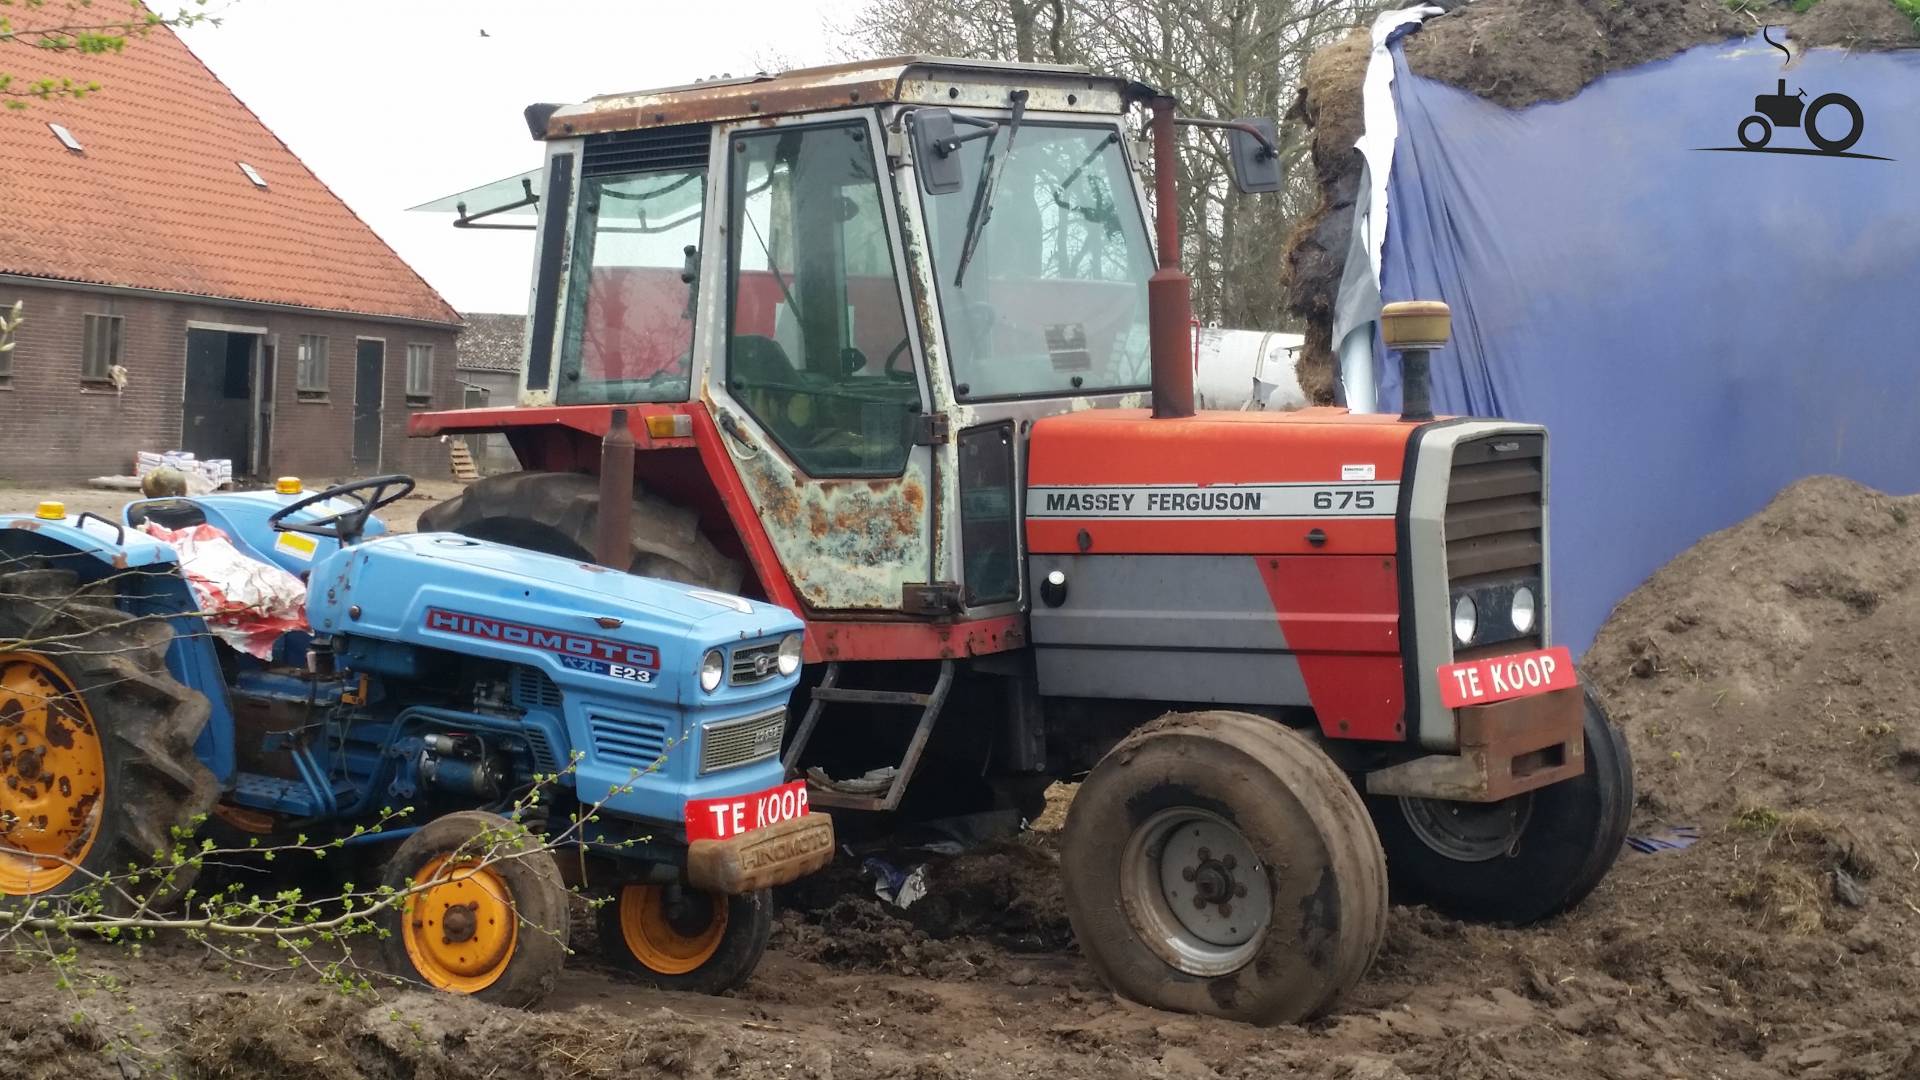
[{"x1": 1282, "y1": 0, "x2": 1919, "y2": 402}]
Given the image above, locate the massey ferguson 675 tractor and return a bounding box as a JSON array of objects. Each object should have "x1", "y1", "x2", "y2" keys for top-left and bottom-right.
[{"x1": 412, "y1": 56, "x2": 1633, "y2": 1025}]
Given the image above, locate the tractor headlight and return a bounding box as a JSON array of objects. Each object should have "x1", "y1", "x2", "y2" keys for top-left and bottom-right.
[
  {"x1": 699, "y1": 648, "x2": 725, "y2": 693},
  {"x1": 1452, "y1": 594, "x2": 1478, "y2": 645},
  {"x1": 1510, "y1": 586, "x2": 1536, "y2": 635},
  {"x1": 776, "y1": 633, "x2": 802, "y2": 676}
]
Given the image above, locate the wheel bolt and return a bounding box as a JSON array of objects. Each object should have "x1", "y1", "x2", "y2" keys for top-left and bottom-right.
[
  {"x1": 1181, "y1": 866, "x2": 1196, "y2": 882},
  {"x1": 1222, "y1": 854, "x2": 1236, "y2": 870},
  {"x1": 1197, "y1": 846, "x2": 1211, "y2": 861},
  {"x1": 1234, "y1": 883, "x2": 1247, "y2": 898},
  {"x1": 1192, "y1": 895, "x2": 1208, "y2": 910},
  {"x1": 1219, "y1": 903, "x2": 1232, "y2": 917}
]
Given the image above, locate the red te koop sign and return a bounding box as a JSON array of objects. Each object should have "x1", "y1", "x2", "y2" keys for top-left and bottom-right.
[
  {"x1": 685, "y1": 780, "x2": 811, "y2": 842},
  {"x1": 1435, "y1": 645, "x2": 1577, "y2": 709}
]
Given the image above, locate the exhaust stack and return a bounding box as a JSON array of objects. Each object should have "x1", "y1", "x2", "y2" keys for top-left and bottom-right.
[
  {"x1": 1380, "y1": 300, "x2": 1451, "y2": 423},
  {"x1": 1145, "y1": 96, "x2": 1196, "y2": 420}
]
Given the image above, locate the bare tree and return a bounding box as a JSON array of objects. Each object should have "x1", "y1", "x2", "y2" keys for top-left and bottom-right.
[{"x1": 832, "y1": 0, "x2": 1375, "y2": 330}]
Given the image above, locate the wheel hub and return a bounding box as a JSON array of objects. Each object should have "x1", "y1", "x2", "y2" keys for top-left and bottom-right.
[
  {"x1": 0, "y1": 654, "x2": 106, "y2": 896},
  {"x1": 619, "y1": 883, "x2": 728, "y2": 976},
  {"x1": 400, "y1": 856, "x2": 518, "y2": 993},
  {"x1": 1122, "y1": 809, "x2": 1273, "y2": 977},
  {"x1": 1399, "y1": 793, "x2": 1534, "y2": 863}
]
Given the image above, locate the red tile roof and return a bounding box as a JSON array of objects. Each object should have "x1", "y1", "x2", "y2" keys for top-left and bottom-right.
[{"x1": 0, "y1": 16, "x2": 460, "y2": 325}]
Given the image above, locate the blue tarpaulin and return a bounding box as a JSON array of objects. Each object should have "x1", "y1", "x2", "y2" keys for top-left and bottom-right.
[{"x1": 1365, "y1": 32, "x2": 1920, "y2": 655}]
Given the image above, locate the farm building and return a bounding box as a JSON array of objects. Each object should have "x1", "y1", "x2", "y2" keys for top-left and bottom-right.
[{"x1": 0, "y1": 15, "x2": 463, "y2": 483}]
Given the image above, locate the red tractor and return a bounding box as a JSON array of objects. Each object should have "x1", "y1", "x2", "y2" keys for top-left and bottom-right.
[{"x1": 412, "y1": 57, "x2": 1631, "y2": 1025}]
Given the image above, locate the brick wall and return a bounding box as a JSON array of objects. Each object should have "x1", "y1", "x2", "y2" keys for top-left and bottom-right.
[{"x1": 0, "y1": 280, "x2": 462, "y2": 484}]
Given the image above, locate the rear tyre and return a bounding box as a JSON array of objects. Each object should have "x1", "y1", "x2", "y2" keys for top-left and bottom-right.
[
  {"x1": 0, "y1": 569, "x2": 217, "y2": 911},
  {"x1": 1366, "y1": 687, "x2": 1633, "y2": 925},
  {"x1": 597, "y1": 882, "x2": 774, "y2": 994},
  {"x1": 1060, "y1": 712, "x2": 1388, "y2": 1026},
  {"x1": 418, "y1": 470, "x2": 743, "y2": 592},
  {"x1": 378, "y1": 810, "x2": 570, "y2": 1008},
  {"x1": 1805, "y1": 93, "x2": 1863, "y2": 154}
]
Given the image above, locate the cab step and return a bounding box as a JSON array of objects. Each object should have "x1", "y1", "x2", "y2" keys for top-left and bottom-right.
[{"x1": 782, "y1": 660, "x2": 953, "y2": 813}]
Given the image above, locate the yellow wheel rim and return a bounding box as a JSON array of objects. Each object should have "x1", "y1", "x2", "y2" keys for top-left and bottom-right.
[
  {"x1": 619, "y1": 883, "x2": 726, "y2": 975},
  {"x1": 400, "y1": 854, "x2": 519, "y2": 993},
  {"x1": 0, "y1": 653, "x2": 106, "y2": 896}
]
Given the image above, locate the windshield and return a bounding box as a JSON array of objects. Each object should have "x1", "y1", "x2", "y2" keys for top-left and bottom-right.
[
  {"x1": 920, "y1": 123, "x2": 1152, "y2": 401},
  {"x1": 555, "y1": 167, "x2": 705, "y2": 404}
]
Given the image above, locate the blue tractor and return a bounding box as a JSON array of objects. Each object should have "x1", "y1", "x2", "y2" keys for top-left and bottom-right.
[{"x1": 0, "y1": 474, "x2": 833, "y2": 1005}]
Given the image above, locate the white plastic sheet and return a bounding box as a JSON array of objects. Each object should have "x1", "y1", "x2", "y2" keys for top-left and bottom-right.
[{"x1": 140, "y1": 522, "x2": 309, "y2": 658}]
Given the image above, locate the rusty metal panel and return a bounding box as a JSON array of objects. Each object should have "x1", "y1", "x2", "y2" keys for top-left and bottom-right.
[
  {"x1": 710, "y1": 401, "x2": 934, "y2": 611},
  {"x1": 1363, "y1": 686, "x2": 1585, "y2": 803}
]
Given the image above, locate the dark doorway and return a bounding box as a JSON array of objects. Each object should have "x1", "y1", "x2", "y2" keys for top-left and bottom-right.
[
  {"x1": 354, "y1": 339, "x2": 385, "y2": 470},
  {"x1": 183, "y1": 329, "x2": 258, "y2": 472}
]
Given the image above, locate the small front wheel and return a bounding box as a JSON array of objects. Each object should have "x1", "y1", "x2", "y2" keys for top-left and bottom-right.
[
  {"x1": 1367, "y1": 687, "x2": 1634, "y2": 925},
  {"x1": 598, "y1": 882, "x2": 774, "y2": 994},
  {"x1": 1738, "y1": 114, "x2": 1772, "y2": 149},
  {"x1": 1060, "y1": 712, "x2": 1388, "y2": 1026},
  {"x1": 377, "y1": 810, "x2": 570, "y2": 1008}
]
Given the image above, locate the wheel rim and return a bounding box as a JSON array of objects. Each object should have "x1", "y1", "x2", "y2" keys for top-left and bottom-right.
[
  {"x1": 400, "y1": 854, "x2": 519, "y2": 993},
  {"x1": 618, "y1": 883, "x2": 727, "y2": 975},
  {"x1": 1120, "y1": 808, "x2": 1273, "y2": 977},
  {"x1": 0, "y1": 653, "x2": 106, "y2": 897},
  {"x1": 1399, "y1": 794, "x2": 1534, "y2": 863}
]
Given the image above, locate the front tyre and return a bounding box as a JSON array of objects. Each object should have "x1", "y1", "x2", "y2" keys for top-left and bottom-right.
[
  {"x1": 598, "y1": 883, "x2": 774, "y2": 994},
  {"x1": 377, "y1": 810, "x2": 570, "y2": 1008},
  {"x1": 1060, "y1": 712, "x2": 1388, "y2": 1026},
  {"x1": 1367, "y1": 687, "x2": 1633, "y2": 925}
]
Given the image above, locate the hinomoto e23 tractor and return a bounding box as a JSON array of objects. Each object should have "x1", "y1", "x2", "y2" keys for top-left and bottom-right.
[
  {"x1": 0, "y1": 476, "x2": 833, "y2": 1006},
  {"x1": 411, "y1": 56, "x2": 1633, "y2": 1024}
]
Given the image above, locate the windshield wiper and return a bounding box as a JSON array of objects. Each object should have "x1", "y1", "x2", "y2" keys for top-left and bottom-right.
[{"x1": 952, "y1": 89, "x2": 1028, "y2": 289}]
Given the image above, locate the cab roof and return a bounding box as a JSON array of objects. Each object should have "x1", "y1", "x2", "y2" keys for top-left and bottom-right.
[{"x1": 536, "y1": 55, "x2": 1138, "y2": 140}]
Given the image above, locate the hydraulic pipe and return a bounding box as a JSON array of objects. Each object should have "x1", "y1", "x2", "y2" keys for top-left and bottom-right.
[
  {"x1": 1146, "y1": 96, "x2": 1195, "y2": 420},
  {"x1": 596, "y1": 408, "x2": 635, "y2": 570}
]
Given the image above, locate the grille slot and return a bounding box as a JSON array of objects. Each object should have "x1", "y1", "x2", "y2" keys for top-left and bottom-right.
[
  {"x1": 700, "y1": 708, "x2": 787, "y2": 774},
  {"x1": 510, "y1": 667, "x2": 563, "y2": 709},
  {"x1": 729, "y1": 642, "x2": 781, "y2": 687},
  {"x1": 587, "y1": 712, "x2": 671, "y2": 773},
  {"x1": 582, "y1": 125, "x2": 710, "y2": 178}
]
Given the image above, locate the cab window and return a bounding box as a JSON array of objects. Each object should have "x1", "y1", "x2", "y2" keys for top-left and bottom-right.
[{"x1": 726, "y1": 122, "x2": 921, "y2": 477}]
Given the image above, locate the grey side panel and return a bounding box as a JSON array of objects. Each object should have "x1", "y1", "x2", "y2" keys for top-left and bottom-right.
[{"x1": 1029, "y1": 554, "x2": 1309, "y2": 706}]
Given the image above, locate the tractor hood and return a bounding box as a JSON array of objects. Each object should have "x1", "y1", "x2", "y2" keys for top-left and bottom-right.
[{"x1": 306, "y1": 532, "x2": 798, "y2": 649}]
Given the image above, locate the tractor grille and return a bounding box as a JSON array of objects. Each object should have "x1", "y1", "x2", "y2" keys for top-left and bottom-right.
[
  {"x1": 700, "y1": 707, "x2": 787, "y2": 775},
  {"x1": 587, "y1": 712, "x2": 671, "y2": 773},
  {"x1": 728, "y1": 642, "x2": 782, "y2": 687},
  {"x1": 510, "y1": 667, "x2": 563, "y2": 710},
  {"x1": 1445, "y1": 434, "x2": 1545, "y2": 653}
]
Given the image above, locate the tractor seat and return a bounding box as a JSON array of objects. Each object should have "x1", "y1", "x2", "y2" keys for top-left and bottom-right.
[{"x1": 125, "y1": 498, "x2": 208, "y2": 531}]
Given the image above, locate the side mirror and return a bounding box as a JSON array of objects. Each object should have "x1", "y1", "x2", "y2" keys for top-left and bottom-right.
[
  {"x1": 911, "y1": 109, "x2": 965, "y2": 196},
  {"x1": 1226, "y1": 117, "x2": 1282, "y2": 195}
]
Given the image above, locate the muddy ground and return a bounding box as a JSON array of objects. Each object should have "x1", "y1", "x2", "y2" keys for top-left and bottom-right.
[{"x1": 8, "y1": 475, "x2": 1920, "y2": 1078}]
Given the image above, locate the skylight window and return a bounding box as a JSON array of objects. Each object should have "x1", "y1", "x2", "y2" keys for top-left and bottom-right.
[
  {"x1": 48, "y1": 123, "x2": 82, "y2": 153},
  {"x1": 237, "y1": 162, "x2": 267, "y2": 188}
]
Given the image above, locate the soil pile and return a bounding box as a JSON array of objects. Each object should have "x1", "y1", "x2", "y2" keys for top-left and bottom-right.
[{"x1": 1282, "y1": 0, "x2": 1920, "y2": 402}]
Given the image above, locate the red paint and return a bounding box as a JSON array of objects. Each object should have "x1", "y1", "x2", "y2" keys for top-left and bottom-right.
[
  {"x1": 685, "y1": 780, "x2": 811, "y2": 842},
  {"x1": 805, "y1": 614, "x2": 1024, "y2": 663},
  {"x1": 1437, "y1": 646, "x2": 1576, "y2": 709},
  {"x1": 1257, "y1": 555, "x2": 1406, "y2": 741},
  {"x1": 1026, "y1": 407, "x2": 1417, "y2": 487}
]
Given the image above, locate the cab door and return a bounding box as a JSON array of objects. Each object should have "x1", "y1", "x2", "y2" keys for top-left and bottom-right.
[{"x1": 704, "y1": 112, "x2": 937, "y2": 614}]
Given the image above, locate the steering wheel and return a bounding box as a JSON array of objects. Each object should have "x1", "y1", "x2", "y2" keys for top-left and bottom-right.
[
  {"x1": 267, "y1": 474, "x2": 416, "y2": 546},
  {"x1": 883, "y1": 337, "x2": 914, "y2": 378}
]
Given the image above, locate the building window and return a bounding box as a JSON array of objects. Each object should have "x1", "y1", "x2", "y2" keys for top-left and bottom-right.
[
  {"x1": 82, "y1": 314, "x2": 122, "y2": 382},
  {"x1": 297, "y1": 334, "x2": 329, "y2": 398},
  {"x1": 406, "y1": 343, "x2": 433, "y2": 402}
]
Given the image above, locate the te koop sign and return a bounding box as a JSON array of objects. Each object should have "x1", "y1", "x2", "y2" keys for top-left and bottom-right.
[{"x1": 1436, "y1": 645, "x2": 1578, "y2": 709}]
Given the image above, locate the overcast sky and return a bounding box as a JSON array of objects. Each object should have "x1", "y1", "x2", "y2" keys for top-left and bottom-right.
[{"x1": 179, "y1": 0, "x2": 843, "y2": 316}]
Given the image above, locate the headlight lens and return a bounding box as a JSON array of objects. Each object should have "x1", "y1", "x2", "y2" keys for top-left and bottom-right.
[
  {"x1": 776, "y1": 632, "x2": 803, "y2": 676},
  {"x1": 699, "y1": 648, "x2": 725, "y2": 693},
  {"x1": 1452, "y1": 594, "x2": 1478, "y2": 645},
  {"x1": 1510, "y1": 586, "x2": 1536, "y2": 635}
]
